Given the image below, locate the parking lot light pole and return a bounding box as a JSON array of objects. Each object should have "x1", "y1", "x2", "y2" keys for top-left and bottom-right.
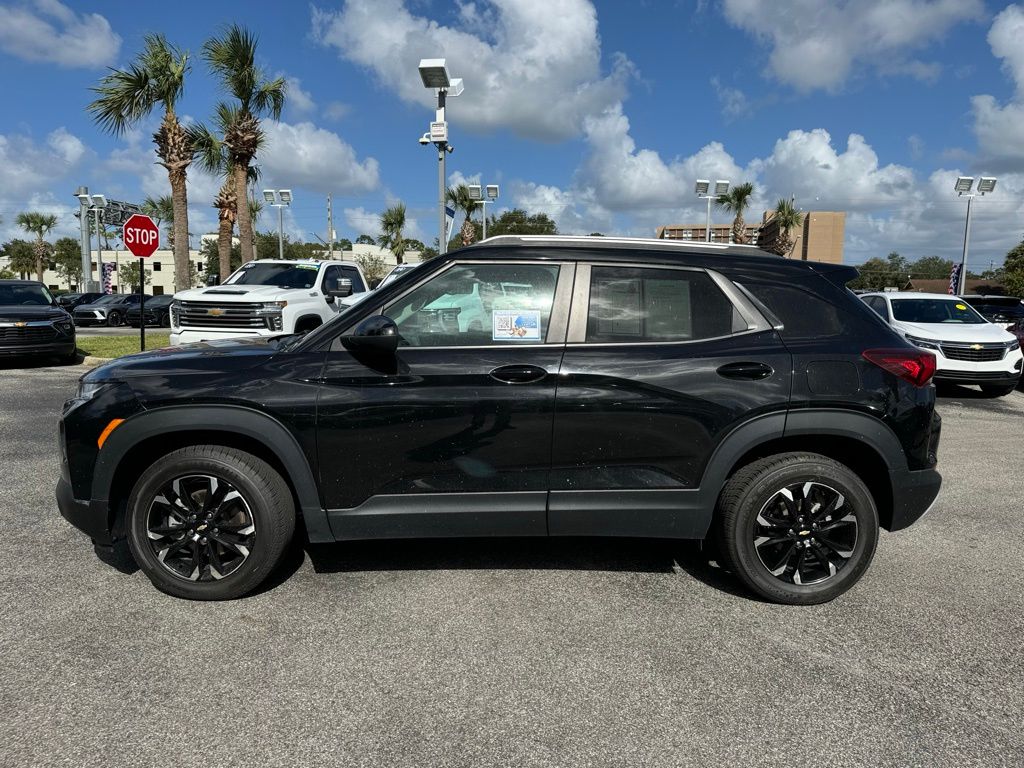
[
  {"x1": 263, "y1": 189, "x2": 292, "y2": 259},
  {"x1": 468, "y1": 184, "x2": 500, "y2": 240},
  {"x1": 695, "y1": 180, "x2": 730, "y2": 242},
  {"x1": 418, "y1": 59, "x2": 463, "y2": 255},
  {"x1": 90, "y1": 195, "x2": 107, "y2": 289},
  {"x1": 955, "y1": 176, "x2": 996, "y2": 294},
  {"x1": 74, "y1": 187, "x2": 96, "y2": 292}
]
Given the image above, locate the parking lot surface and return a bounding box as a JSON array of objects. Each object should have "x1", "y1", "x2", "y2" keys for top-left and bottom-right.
[{"x1": 1, "y1": 362, "x2": 1022, "y2": 767}]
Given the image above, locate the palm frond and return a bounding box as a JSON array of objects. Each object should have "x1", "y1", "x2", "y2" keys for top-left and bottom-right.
[{"x1": 188, "y1": 123, "x2": 226, "y2": 175}]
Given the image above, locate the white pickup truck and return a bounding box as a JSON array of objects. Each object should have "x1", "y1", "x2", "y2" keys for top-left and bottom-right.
[{"x1": 169, "y1": 258, "x2": 369, "y2": 345}]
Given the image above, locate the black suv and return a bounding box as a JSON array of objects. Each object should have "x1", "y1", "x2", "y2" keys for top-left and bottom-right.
[
  {"x1": 56, "y1": 237, "x2": 942, "y2": 604},
  {"x1": 1, "y1": 280, "x2": 76, "y2": 363}
]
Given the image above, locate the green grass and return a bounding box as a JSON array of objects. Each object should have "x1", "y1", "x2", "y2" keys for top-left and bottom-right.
[{"x1": 77, "y1": 333, "x2": 171, "y2": 359}]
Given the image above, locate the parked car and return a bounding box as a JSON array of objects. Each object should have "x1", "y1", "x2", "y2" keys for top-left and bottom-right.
[
  {"x1": 126, "y1": 295, "x2": 173, "y2": 328},
  {"x1": 58, "y1": 235, "x2": 943, "y2": 605},
  {"x1": 861, "y1": 291, "x2": 1022, "y2": 396},
  {"x1": 0, "y1": 279, "x2": 76, "y2": 363},
  {"x1": 73, "y1": 294, "x2": 149, "y2": 327},
  {"x1": 960, "y1": 294, "x2": 1024, "y2": 330},
  {"x1": 57, "y1": 292, "x2": 105, "y2": 311},
  {"x1": 1009, "y1": 317, "x2": 1024, "y2": 348},
  {"x1": 169, "y1": 259, "x2": 369, "y2": 344}
]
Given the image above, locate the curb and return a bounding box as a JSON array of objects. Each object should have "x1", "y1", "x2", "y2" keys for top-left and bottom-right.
[{"x1": 81, "y1": 355, "x2": 113, "y2": 367}]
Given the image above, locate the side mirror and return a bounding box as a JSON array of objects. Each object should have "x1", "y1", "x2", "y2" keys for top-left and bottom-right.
[{"x1": 343, "y1": 315, "x2": 400, "y2": 354}]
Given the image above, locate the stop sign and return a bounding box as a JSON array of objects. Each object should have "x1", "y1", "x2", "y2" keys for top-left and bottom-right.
[{"x1": 122, "y1": 213, "x2": 160, "y2": 258}]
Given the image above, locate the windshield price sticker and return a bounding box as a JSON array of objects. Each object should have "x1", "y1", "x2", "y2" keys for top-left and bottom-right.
[
  {"x1": 296, "y1": 264, "x2": 318, "y2": 271},
  {"x1": 493, "y1": 310, "x2": 541, "y2": 340},
  {"x1": 955, "y1": 303, "x2": 968, "y2": 310}
]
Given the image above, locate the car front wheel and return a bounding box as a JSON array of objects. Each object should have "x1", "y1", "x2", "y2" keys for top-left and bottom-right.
[
  {"x1": 126, "y1": 446, "x2": 295, "y2": 600},
  {"x1": 715, "y1": 453, "x2": 879, "y2": 605},
  {"x1": 107, "y1": 311, "x2": 123, "y2": 327}
]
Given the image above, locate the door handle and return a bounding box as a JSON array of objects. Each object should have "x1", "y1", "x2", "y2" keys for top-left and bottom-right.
[
  {"x1": 717, "y1": 361, "x2": 774, "y2": 381},
  {"x1": 489, "y1": 364, "x2": 548, "y2": 384}
]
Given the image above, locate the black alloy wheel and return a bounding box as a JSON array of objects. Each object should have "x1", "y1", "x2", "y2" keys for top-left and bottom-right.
[
  {"x1": 715, "y1": 453, "x2": 879, "y2": 605},
  {"x1": 752, "y1": 481, "x2": 858, "y2": 585},
  {"x1": 107, "y1": 310, "x2": 123, "y2": 327},
  {"x1": 127, "y1": 446, "x2": 295, "y2": 600},
  {"x1": 145, "y1": 475, "x2": 256, "y2": 582}
]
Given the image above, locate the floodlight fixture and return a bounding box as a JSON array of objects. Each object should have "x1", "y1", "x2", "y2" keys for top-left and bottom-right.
[
  {"x1": 694, "y1": 180, "x2": 710, "y2": 196},
  {"x1": 90, "y1": 194, "x2": 107, "y2": 208},
  {"x1": 418, "y1": 58, "x2": 450, "y2": 89},
  {"x1": 954, "y1": 176, "x2": 974, "y2": 194},
  {"x1": 468, "y1": 184, "x2": 483, "y2": 200},
  {"x1": 977, "y1": 177, "x2": 997, "y2": 193},
  {"x1": 279, "y1": 189, "x2": 292, "y2": 204},
  {"x1": 714, "y1": 180, "x2": 731, "y2": 196},
  {"x1": 263, "y1": 189, "x2": 276, "y2": 203},
  {"x1": 486, "y1": 184, "x2": 499, "y2": 200},
  {"x1": 448, "y1": 78, "x2": 464, "y2": 97}
]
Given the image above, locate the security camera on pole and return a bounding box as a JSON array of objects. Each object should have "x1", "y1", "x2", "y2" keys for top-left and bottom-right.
[{"x1": 418, "y1": 59, "x2": 463, "y2": 255}]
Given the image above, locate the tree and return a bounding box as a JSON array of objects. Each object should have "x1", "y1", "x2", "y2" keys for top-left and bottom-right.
[
  {"x1": 848, "y1": 252, "x2": 912, "y2": 292},
  {"x1": 15, "y1": 212, "x2": 57, "y2": 282},
  {"x1": 589, "y1": 232, "x2": 604, "y2": 236},
  {"x1": 119, "y1": 261, "x2": 152, "y2": 292},
  {"x1": 764, "y1": 199, "x2": 803, "y2": 256},
  {"x1": 203, "y1": 25, "x2": 285, "y2": 264},
  {"x1": 1, "y1": 239, "x2": 36, "y2": 279},
  {"x1": 354, "y1": 254, "x2": 388, "y2": 285},
  {"x1": 715, "y1": 182, "x2": 755, "y2": 244},
  {"x1": 141, "y1": 194, "x2": 176, "y2": 247},
  {"x1": 907, "y1": 255, "x2": 954, "y2": 279},
  {"x1": 0, "y1": 268, "x2": 14, "y2": 279},
  {"x1": 445, "y1": 184, "x2": 478, "y2": 247},
  {"x1": 201, "y1": 235, "x2": 241, "y2": 280},
  {"x1": 53, "y1": 237, "x2": 83, "y2": 288},
  {"x1": 335, "y1": 238, "x2": 353, "y2": 251},
  {"x1": 1003, "y1": 240, "x2": 1024, "y2": 298},
  {"x1": 378, "y1": 204, "x2": 409, "y2": 264},
  {"x1": 485, "y1": 208, "x2": 558, "y2": 237},
  {"x1": 89, "y1": 34, "x2": 193, "y2": 291},
  {"x1": 355, "y1": 234, "x2": 376, "y2": 245}
]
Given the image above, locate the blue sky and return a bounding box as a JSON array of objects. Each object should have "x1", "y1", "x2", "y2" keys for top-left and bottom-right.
[{"x1": 2, "y1": 0, "x2": 1024, "y2": 269}]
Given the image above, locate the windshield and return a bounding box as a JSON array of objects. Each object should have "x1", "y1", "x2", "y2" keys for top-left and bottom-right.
[
  {"x1": 892, "y1": 298, "x2": 986, "y2": 324},
  {"x1": 379, "y1": 264, "x2": 416, "y2": 288},
  {"x1": 93, "y1": 294, "x2": 123, "y2": 305},
  {"x1": 225, "y1": 262, "x2": 320, "y2": 289},
  {"x1": 144, "y1": 295, "x2": 173, "y2": 306},
  {"x1": 0, "y1": 283, "x2": 53, "y2": 306}
]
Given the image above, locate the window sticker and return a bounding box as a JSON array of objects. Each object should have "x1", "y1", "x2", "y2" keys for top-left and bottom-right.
[
  {"x1": 493, "y1": 309, "x2": 542, "y2": 340},
  {"x1": 955, "y1": 303, "x2": 968, "y2": 310},
  {"x1": 296, "y1": 264, "x2": 318, "y2": 271}
]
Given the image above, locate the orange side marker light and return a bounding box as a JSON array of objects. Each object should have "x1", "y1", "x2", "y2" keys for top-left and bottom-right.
[{"x1": 97, "y1": 418, "x2": 125, "y2": 450}]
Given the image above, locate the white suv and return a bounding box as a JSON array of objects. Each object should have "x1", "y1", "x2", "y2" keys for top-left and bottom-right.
[
  {"x1": 861, "y1": 291, "x2": 1023, "y2": 396},
  {"x1": 170, "y1": 259, "x2": 368, "y2": 345}
]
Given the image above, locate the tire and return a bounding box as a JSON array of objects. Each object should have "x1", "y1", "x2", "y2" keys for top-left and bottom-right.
[
  {"x1": 715, "y1": 453, "x2": 879, "y2": 605},
  {"x1": 107, "y1": 311, "x2": 123, "y2": 327},
  {"x1": 126, "y1": 445, "x2": 295, "y2": 600},
  {"x1": 58, "y1": 351, "x2": 79, "y2": 365},
  {"x1": 160, "y1": 312, "x2": 171, "y2": 328},
  {"x1": 980, "y1": 384, "x2": 1016, "y2": 397}
]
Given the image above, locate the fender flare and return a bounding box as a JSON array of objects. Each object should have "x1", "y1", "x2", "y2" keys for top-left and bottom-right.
[
  {"x1": 294, "y1": 314, "x2": 324, "y2": 332},
  {"x1": 782, "y1": 408, "x2": 907, "y2": 470},
  {"x1": 94, "y1": 405, "x2": 331, "y2": 543}
]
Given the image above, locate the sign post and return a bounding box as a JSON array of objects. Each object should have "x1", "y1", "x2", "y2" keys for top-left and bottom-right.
[{"x1": 122, "y1": 213, "x2": 160, "y2": 352}]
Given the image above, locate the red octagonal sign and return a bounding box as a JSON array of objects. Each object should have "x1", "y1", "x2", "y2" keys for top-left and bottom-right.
[{"x1": 122, "y1": 213, "x2": 160, "y2": 258}]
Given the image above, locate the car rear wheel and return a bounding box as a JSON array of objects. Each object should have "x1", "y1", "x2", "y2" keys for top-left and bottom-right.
[
  {"x1": 126, "y1": 446, "x2": 295, "y2": 600},
  {"x1": 107, "y1": 311, "x2": 123, "y2": 327},
  {"x1": 715, "y1": 453, "x2": 879, "y2": 605}
]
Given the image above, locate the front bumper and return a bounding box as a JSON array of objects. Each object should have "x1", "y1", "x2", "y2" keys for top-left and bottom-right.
[
  {"x1": 56, "y1": 476, "x2": 113, "y2": 545},
  {"x1": 933, "y1": 370, "x2": 1020, "y2": 387},
  {"x1": 0, "y1": 339, "x2": 75, "y2": 357}
]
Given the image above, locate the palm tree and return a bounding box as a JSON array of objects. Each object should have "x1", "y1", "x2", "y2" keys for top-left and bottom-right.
[
  {"x1": 766, "y1": 198, "x2": 804, "y2": 257},
  {"x1": 141, "y1": 194, "x2": 175, "y2": 246},
  {"x1": 445, "y1": 184, "x2": 477, "y2": 247},
  {"x1": 203, "y1": 25, "x2": 285, "y2": 264},
  {"x1": 89, "y1": 34, "x2": 193, "y2": 292},
  {"x1": 378, "y1": 204, "x2": 408, "y2": 264},
  {"x1": 16, "y1": 212, "x2": 57, "y2": 282},
  {"x1": 193, "y1": 106, "x2": 266, "y2": 277},
  {"x1": 715, "y1": 182, "x2": 755, "y2": 244}
]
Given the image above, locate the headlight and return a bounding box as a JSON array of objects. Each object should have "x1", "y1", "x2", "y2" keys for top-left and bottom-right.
[
  {"x1": 256, "y1": 301, "x2": 287, "y2": 313},
  {"x1": 54, "y1": 320, "x2": 73, "y2": 334},
  {"x1": 169, "y1": 300, "x2": 180, "y2": 326},
  {"x1": 76, "y1": 380, "x2": 110, "y2": 400},
  {"x1": 1008, "y1": 339, "x2": 1021, "y2": 351},
  {"x1": 905, "y1": 334, "x2": 940, "y2": 350}
]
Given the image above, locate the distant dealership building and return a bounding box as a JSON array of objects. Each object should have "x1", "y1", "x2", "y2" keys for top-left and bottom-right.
[{"x1": 657, "y1": 210, "x2": 846, "y2": 264}]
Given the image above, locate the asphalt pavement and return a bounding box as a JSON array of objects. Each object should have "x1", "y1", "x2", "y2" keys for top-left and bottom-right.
[{"x1": 1, "y1": 362, "x2": 1022, "y2": 767}]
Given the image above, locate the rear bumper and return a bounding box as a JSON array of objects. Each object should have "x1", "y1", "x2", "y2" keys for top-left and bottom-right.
[
  {"x1": 56, "y1": 476, "x2": 113, "y2": 545},
  {"x1": 887, "y1": 467, "x2": 942, "y2": 531}
]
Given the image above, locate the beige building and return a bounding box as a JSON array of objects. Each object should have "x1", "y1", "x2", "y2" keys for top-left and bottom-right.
[{"x1": 657, "y1": 211, "x2": 846, "y2": 264}]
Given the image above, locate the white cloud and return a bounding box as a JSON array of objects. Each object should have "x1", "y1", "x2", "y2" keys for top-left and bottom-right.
[
  {"x1": 0, "y1": 127, "x2": 89, "y2": 198},
  {"x1": 323, "y1": 101, "x2": 350, "y2": 121},
  {"x1": 971, "y1": 5, "x2": 1024, "y2": 170},
  {"x1": 719, "y1": 0, "x2": 984, "y2": 91},
  {"x1": 283, "y1": 75, "x2": 316, "y2": 116},
  {"x1": 0, "y1": 0, "x2": 121, "y2": 68},
  {"x1": 260, "y1": 121, "x2": 380, "y2": 195},
  {"x1": 710, "y1": 77, "x2": 751, "y2": 120},
  {"x1": 344, "y1": 206, "x2": 381, "y2": 238},
  {"x1": 312, "y1": 0, "x2": 634, "y2": 142}
]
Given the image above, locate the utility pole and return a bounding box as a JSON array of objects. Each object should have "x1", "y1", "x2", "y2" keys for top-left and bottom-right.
[{"x1": 327, "y1": 194, "x2": 334, "y2": 260}]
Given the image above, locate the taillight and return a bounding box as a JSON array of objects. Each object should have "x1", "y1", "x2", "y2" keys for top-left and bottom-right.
[{"x1": 863, "y1": 348, "x2": 936, "y2": 387}]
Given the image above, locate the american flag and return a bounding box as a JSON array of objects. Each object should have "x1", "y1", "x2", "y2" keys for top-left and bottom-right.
[{"x1": 948, "y1": 263, "x2": 962, "y2": 295}]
